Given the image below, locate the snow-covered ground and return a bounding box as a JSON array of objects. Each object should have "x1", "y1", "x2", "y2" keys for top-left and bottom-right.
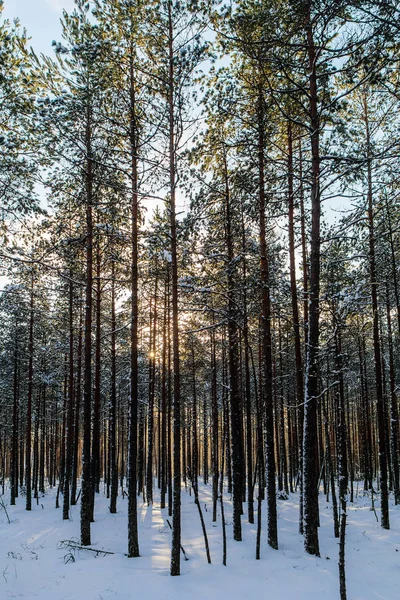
[{"x1": 0, "y1": 483, "x2": 399, "y2": 599}]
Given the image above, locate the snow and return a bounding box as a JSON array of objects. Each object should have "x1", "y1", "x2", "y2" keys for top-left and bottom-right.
[{"x1": 1, "y1": 484, "x2": 399, "y2": 599}]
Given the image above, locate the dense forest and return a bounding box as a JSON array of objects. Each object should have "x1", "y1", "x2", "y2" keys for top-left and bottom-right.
[{"x1": 0, "y1": 0, "x2": 400, "y2": 597}]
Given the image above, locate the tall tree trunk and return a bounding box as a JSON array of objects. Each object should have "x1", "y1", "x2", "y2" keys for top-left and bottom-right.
[
  {"x1": 26, "y1": 272, "x2": 34, "y2": 512},
  {"x1": 223, "y1": 144, "x2": 243, "y2": 542},
  {"x1": 288, "y1": 121, "x2": 305, "y2": 522},
  {"x1": 335, "y1": 326, "x2": 348, "y2": 600},
  {"x1": 39, "y1": 379, "x2": 46, "y2": 494},
  {"x1": 110, "y1": 259, "x2": 118, "y2": 514},
  {"x1": 63, "y1": 273, "x2": 74, "y2": 520},
  {"x1": 210, "y1": 328, "x2": 219, "y2": 523},
  {"x1": 384, "y1": 196, "x2": 400, "y2": 338},
  {"x1": 385, "y1": 283, "x2": 400, "y2": 504},
  {"x1": 146, "y1": 272, "x2": 158, "y2": 505},
  {"x1": 257, "y1": 85, "x2": 277, "y2": 550},
  {"x1": 71, "y1": 299, "x2": 83, "y2": 506},
  {"x1": 241, "y1": 202, "x2": 254, "y2": 524},
  {"x1": 91, "y1": 238, "x2": 102, "y2": 506},
  {"x1": 160, "y1": 278, "x2": 168, "y2": 510},
  {"x1": 167, "y1": 276, "x2": 173, "y2": 517},
  {"x1": 363, "y1": 92, "x2": 389, "y2": 530},
  {"x1": 192, "y1": 338, "x2": 199, "y2": 495},
  {"x1": 302, "y1": 4, "x2": 321, "y2": 555},
  {"x1": 10, "y1": 324, "x2": 19, "y2": 506},
  {"x1": 168, "y1": 1, "x2": 182, "y2": 575},
  {"x1": 81, "y1": 106, "x2": 94, "y2": 547},
  {"x1": 127, "y1": 47, "x2": 140, "y2": 558}
]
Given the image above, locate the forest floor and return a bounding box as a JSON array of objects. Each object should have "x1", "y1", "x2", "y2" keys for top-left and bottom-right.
[{"x1": 0, "y1": 482, "x2": 399, "y2": 600}]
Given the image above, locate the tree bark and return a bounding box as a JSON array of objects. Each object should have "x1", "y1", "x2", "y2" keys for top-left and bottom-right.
[
  {"x1": 81, "y1": 106, "x2": 94, "y2": 547},
  {"x1": 302, "y1": 3, "x2": 321, "y2": 555},
  {"x1": 26, "y1": 272, "x2": 34, "y2": 512},
  {"x1": 168, "y1": 1, "x2": 182, "y2": 575},
  {"x1": 257, "y1": 85, "x2": 277, "y2": 550}
]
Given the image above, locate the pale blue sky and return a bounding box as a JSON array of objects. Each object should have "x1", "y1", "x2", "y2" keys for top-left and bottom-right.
[
  {"x1": 3, "y1": 0, "x2": 75, "y2": 55},
  {"x1": 1, "y1": 0, "x2": 346, "y2": 227}
]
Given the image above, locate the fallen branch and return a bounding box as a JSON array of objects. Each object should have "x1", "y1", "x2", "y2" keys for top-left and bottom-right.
[
  {"x1": 58, "y1": 539, "x2": 118, "y2": 557},
  {"x1": 370, "y1": 489, "x2": 379, "y2": 523},
  {"x1": 188, "y1": 467, "x2": 211, "y2": 564},
  {"x1": 0, "y1": 497, "x2": 11, "y2": 524},
  {"x1": 166, "y1": 520, "x2": 189, "y2": 561}
]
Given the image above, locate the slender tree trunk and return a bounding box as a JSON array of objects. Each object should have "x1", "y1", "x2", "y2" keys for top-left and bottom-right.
[
  {"x1": 192, "y1": 338, "x2": 199, "y2": 496},
  {"x1": 59, "y1": 359, "x2": 67, "y2": 497},
  {"x1": 241, "y1": 203, "x2": 254, "y2": 524},
  {"x1": 91, "y1": 239, "x2": 102, "y2": 505},
  {"x1": 257, "y1": 84, "x2": 277, "y2": 550},
  {"x1": 222, "y1": 343, "x2": 232, "y2": 494},
  {"x1": 323, "y1": 390, "x2": 339, "y2": 538},
  {"x1": 127, "y1": 48, "x2": 140, "y2": 558},
  {"x1": 385, "y1": 283, "x2": 400, "y2": 504},
  {"x1": 302, "y1": 5, "x2": 321, "y2": 555},
  {"x1": 168, "y1": 2, "x2": 182, "y2": 575},
  {"x1": 39, "y1": 380, "x2": 45, "y2": 495},
  {"x1": 203, "y1": 394, "x2": 209, "y2": 485},
  {"x1": 223, "y1": 144, "x2": 243, "y2": 542},
  {"x1": 71, "y1": 300, "x2": 82, "y2": 506},
  {"x1": 336, "y1": 326, "x2": 348, "y2": 600},
  {"x1": 160, "y1": 279, "x2": 168, "y2": 509},
  {"x1": 167, "y1": 278, "x2": 173, "y2": 517},
  {"x1": 363, "y1": 92, "x2": 389, "y2": 530},
  {"x1": 146, "y1": 271, "x2": 158, "y2": 505},
  {"x1": 110, "y1": 259, "x2": 118, "y2": 514},
  {"x1": 26, "y1": 272, "x2": 34, "y2": 512},
  {"x1": 33, "y1": 387, "x2": 40, "y2": 501},
  {"x1": 81, "y1": 106, "x2": 94, "y2": 547},
  {"x1": 385, "y1": 196, "x2": 400, "y2": 338},
  {"x1": 288, "y1": 121, "x2": 305, "y2": 519},
  {"x1": 210, "y1": 328, "x2": 219, "y2": 523},
  {"x1": 63, "y1": 273, "x2": 74, "y2": 520},
  {"x1": 10, "y1": 326, "x2": 19, "y2": 505}
]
